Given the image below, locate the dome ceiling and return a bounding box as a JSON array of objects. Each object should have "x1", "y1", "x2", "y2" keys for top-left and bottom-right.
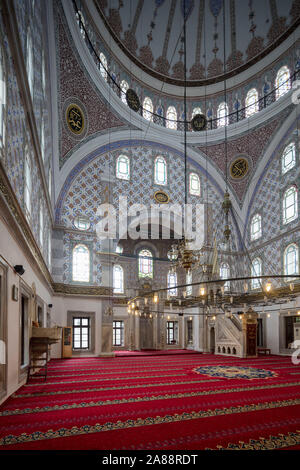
[{"x1": 95, "y1": 0, "x2": 300, "y2": 84}]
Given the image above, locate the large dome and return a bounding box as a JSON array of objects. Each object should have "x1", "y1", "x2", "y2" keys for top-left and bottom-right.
[{"x1": 96, "y1": 0, "x2": 300, "y2": 84}]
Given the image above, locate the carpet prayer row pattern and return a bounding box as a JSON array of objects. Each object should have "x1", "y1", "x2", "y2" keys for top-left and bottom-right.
[{"x1": 0, "y1": 352, "x2": 300, "y2": 450}]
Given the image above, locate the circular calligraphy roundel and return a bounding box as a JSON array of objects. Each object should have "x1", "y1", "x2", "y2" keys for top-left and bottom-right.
[
  {"x1": 230, "y1": 157, "x2": 249, "y2": 180},
  {"x1": 66, "y1": 104, "x2": 85, "y2": 135}
]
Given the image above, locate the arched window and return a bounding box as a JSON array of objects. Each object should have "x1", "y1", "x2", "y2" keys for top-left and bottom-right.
[
  {"x1": 120, "y1": 80, "x2": 129, "y2": 104},
  {"x1": 39, "y1": 203, "x2": 43, "y2": 248},
  {"x1": 282, "y1": 143, "x2": 296, "y2": 174},
  {"x1": 72, "y1": 244, "x2": 90, "y2": 282},
  {"x1": 283, "y1": 186, "x2": 298, "y2": 225},
  {"x1": 113, "y1": 265, "x2": 124, "y2": 294},
  {"x1": 48, "y1": 232, "x2": 51, "y2": 268},
  {"x1": 217, "y1": 102, "x2": 228, "y2": 127},
  {"x1": 48, "y1": 165, "x2": 52, "y2": 199},
  {"x1": 0, "y1": 46, "x2": 6, "y2": 149},
  {"x1": 284, "y1": 243, "x2": 299, "y2": 278},
  {"x1": 116, "y1": 245, "x2": 123, "y2": 254},
  {"x1": 24, "y1": 150, "x2": 31, "y2": 220},
  {"x1": 74, "y1": 216, "x2": 91, "y2": 231},
  {"x1": 143, "y1": 97, "x2": 153, "y2": 121},
  {"x1": 251, "y1": 258, "x2": 262, "y2": 289},
  {"x1": 189, "y1": 173, "x2": 200, "y2": 196},
  {"x1": 220, "y1": 263, "x2": 230, "y2": 291},
  {"x1": 166, "y1": 106, "x2": 177, "y2": 130},
  {"x1": 168, "y1": 270, "x2": 177, "y2": 297},
  {"x1": 26, "y1": 31, "x2": 34, "y2": 95},
  {"x1": 154, "y1": 156, "x2": 167, "y2": 185},
  {"x1": 116, "y1": 154, "x2": 130, "y2": 180},
  {"x1": 192, "y1": 107, "x2": 202, "y2": 118},
  {"x1": 245, "y1": 88, "x2": 259, "y2": 117},
  {"x1": 250, "y1": 213, "x2": 262, "y2": 241},
  {"x1": 76, "y1": 10, "x2": 86, "y2": 38},
  {"x1": 138, "y1": 249, "x2": 153, "y2": 278},
  {"x1": 99, "y1": 52, "x2": 108, "y2": 81},
  {"x1": 275, "y1": 66, "x2": 291, "y2": 100},
  {"x1": 40, "y1": 117, "x2": 45, "y2": 162},
  {"x1": 186, "y1": 271, "x2": 192, "y2": 296}
]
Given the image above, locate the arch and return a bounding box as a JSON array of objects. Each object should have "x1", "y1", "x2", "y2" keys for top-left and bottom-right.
[
  {"x1": 282, "y1": 142, "x2": 296, "y2": 174},
  {"x1": 284, "y1": 243, "x2": 299, "y2": 278},
  {"x1": 138, "y1": 248, "x2": 153, "y2": 278},
  {"x1": 189, "y1": 172, "x2": 200, "y2": 196},
  {"x1": 217, "y1": 102, "x2": 228, "y2": 127},
  {"x1": 166, "y1": 106, "x2": 177, "y2": 130},
  {"x1": 232, "y1": 347, "x2": 236, "y2": 355},
  {"x1": 251, "y1": 257, "x2": 262, "y2": 289},
  {"x1": 275, "y1": 66, "x2": 291, "y2": 100},
  {"x1": 113, "y1": 264, "x2": 124, "y2": 293},
  {"x1": 192, "y1": 107, "x2": 202, "y2": 118},
  {"x1": 154, "y1": 155, "x2": 167, "y2": 185},
  {"x1": 116, "y1": 154, "x2": 130, "y2": 180},
  {"x1": 250, "y1": 213, "x2": 262, "y2": 241},
  {"x1": 72, "y1": 244, "x2": 90, "y2": 282},
  {"x1": 282, "y1": 185, "x2": 298, "y2": 225},
  {"x1": 245, "y1": 88, "x2": 259, "y2": 117},
  {"x1": 143, "y1": 97, "x2": 153, "y2": 121},
  {"x1": 227, "y1": 347, "x2": 231, "y2": 354}
]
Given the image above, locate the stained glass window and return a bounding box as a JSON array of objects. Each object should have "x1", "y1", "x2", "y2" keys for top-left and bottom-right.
[
  {"x1": 113, "y1": 265, "x2": 124, "y2": 294},
  {"x1": 138, "y1": 249, "x2": 153, "y2": 278},
  {"x1": 283, "y1": 186, "x2": 298, "y2": 225},
  {"x1": 154, "y1": 156, "x2": 167, "y2": 185},
  {"x1": 220, "y1": 263, "x2": 230, "y2": 291},
  {"x1": 284, "y1": 244, "x2": 299, "y2": 278},
  {"x1": 0, "y1": 46, "x2": 6, "y2": 149},
  {"x1": 250, "y1": 214, "x2": 262, "y2": 241},
  {"x1": 217, "y1": 102, "x2": 228, "y2": 127},
  {"x1": 166, "y1": 106, "x2": 177, "y2": 130},
  {"x1": 168, "y1": 271, "x2": 177, "y2": 297},
  {"x1": 251, "y1": 258, "x2": 262, "y2": 289},
  {"x1": 143, "y1": 97, "x2": 153, "y2": 121},
  {"x1": 282, "y1": 143, "x2": 296, "y2": 174},
  {"x1": 245, "y1": 88, "x2": 259, "y2": 117},
  {"x1": 26, "y1": 31, "x2": 34, "y2": 95},
  {"x1": 24, "y1": 151, "x2": 31, "y2": 220},
  {"x1": 99, "y1": 52, "x2": 107, "y2": 81},
  {"x1": 72, "y1": 244, "x2": 90, "y2": 282},
  {"x1": 120, "y1": 80, "x2": 129, "y2": 104},
  {"x1": 186, "y1": 271, "x2": 192, "y2": 296},
  {"x1": 189, "y1": 173, "x2": 200, "y2": 196},
  {"x1": 116, "y1": 154, "x2": 130, "y2": 180},
  {"x1": 275, "y1": 66, "x2": 290, "y2": 100}
]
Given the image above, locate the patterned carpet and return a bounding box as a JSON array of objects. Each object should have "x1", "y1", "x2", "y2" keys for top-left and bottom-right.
[{"x1": 0, "y1": 353, "x2": 300, "y2": 450}]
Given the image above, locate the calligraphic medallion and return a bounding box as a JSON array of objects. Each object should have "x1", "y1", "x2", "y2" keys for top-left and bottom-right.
[
  {"x1": 126, "y1": 89, "x2": 140, "y2": 112},
  {"x1": 191, "y1": 113, "x2": 207, "y2": 131},
  {"x1": 154, "y1": 190, "x2": 170, "y2": 204},
  {"x1": 230, "y1": 157, "x2": 249, "y2": 179},
  {"x1": 66, "y1": 104, "x2": 85, "y2": 135}
]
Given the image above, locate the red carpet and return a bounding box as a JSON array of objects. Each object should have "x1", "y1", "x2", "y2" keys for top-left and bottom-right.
[
  {"x1": 115, "y1": 349, "x2": 198, "y2": 357},
  {"x1": 0, "y1": 353, "x2": 299, "y2": 450}
]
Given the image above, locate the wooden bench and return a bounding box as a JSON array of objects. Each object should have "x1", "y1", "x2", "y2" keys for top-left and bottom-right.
[{"x1": 257, "y1": 347, "x2": 271, "y2": 355}]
